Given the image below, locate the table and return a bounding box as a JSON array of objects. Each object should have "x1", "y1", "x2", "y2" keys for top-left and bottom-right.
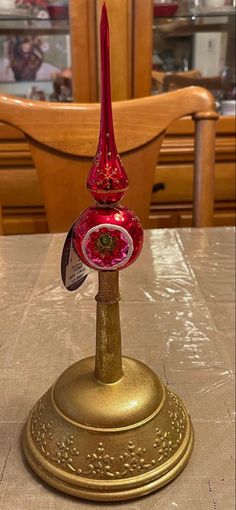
[{"x1": 0, "y1": 228, "x2": 235, "y2": 510}]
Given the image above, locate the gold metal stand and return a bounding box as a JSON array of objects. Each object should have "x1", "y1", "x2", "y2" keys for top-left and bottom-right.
[{"x1": 23, "y1": 272, "x2": 193, "y2": 501}]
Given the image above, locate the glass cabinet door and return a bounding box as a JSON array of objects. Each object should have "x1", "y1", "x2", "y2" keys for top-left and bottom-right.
[
  {"x1": 0, "y1": 1, "x2": 72, "y2": 101},
  {"x1": 0, "y1": 1, "x2": 164, "y2": 104},
  {"x1": 152, "y1": 0, "x2": 235, "y2": 114}
]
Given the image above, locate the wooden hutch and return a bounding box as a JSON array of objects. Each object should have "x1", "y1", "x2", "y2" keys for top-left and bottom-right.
[{"x1": 0, "y1": 0, "x2": 235, "y2": 233}]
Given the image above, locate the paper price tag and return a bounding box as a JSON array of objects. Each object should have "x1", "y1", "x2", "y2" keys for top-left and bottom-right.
[{"x1": 61, "y1": 225, "x2": 90, "y2": 291}]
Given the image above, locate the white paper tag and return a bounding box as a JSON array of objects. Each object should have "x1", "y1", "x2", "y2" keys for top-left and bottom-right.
[{"x1": 61, "y1": 225, "x2": 90, "y2": 292}]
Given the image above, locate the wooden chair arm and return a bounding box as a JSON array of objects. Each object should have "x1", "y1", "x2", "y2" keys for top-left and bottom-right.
[{"x1": 192, "y1": 110, "x2": 219, "y2": 227}]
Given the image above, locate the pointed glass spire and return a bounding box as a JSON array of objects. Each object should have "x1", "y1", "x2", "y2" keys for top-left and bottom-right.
[{"x1": 87, "y1": 2, "x2": 129, "y2": 205}]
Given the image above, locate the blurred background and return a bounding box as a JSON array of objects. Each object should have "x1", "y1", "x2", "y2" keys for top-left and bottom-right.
[{"x1": 0, "y1": 0, "x2": 235, "y2": 234}]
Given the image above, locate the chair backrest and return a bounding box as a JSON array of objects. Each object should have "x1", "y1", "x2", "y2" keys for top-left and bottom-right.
[
  {"x1": 152, "y1": 70, "x2": 202, "y2": 93},
  {"x1": 163, "y1": 74, "x2": 223, "y2": 92},
  {"x1": 0, "y1": 87, "x2": 218, "y2": 232}
]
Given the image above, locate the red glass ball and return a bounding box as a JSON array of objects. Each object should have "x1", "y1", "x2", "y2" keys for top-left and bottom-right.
[{"x1": 73, "y1": 204, "x2": 143, "y2": 271}]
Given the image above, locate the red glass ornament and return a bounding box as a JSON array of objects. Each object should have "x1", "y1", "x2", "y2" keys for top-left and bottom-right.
[
  {"x1": 87, "y1": 3, "x2": 128, "y2": 205},
  {"x1": 73, "y1": 205, "x2": 143, "y2": 271}
]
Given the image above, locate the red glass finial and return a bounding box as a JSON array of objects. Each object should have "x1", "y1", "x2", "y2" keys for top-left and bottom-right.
[
  {"x1": 87, "y1": 2, "x2": 128, "y2": 205},
  {"x1": 73, "y1": 3, "x2": 143, "y2": 271}
]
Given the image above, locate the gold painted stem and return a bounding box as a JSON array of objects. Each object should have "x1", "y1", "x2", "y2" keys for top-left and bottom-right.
[{"x1": 95, "y1": 271, "x2": 123, "y2": 383}]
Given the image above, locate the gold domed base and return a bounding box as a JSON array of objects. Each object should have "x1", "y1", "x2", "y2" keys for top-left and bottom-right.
[{"x1": 23, "y1": 356, "x2": 194, "y2": 501}]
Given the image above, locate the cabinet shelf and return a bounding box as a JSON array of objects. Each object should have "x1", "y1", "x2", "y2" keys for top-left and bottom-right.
[
  {"x1": 153, "y1": 9, "x2": 235, "y2": 20},
  {"x1": 154, "y1": 21, "x2": 230, "y2": 38},
  {"x1": 152, "y1": 5, "x2": 235, "y2": 98},
  {"x1": 0, "y1": 18, "x2": 69, "y2": 35},
  {"x1": 0, "y1": 26, "x2": 69, "y2": 35},
  {"x1": 0, "y1": 6, "x2": 69, "y2": 34}
]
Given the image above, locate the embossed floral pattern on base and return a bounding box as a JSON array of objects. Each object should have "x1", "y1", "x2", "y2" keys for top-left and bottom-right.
[{"x1": 30, "y1": 389, "x2": 188, "y2": 479}]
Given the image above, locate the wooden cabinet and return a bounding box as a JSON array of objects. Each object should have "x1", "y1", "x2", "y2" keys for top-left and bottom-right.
[
  {"x1": 0, "y1": 116, "x2": 235, "y2": 234},
  {"x1": 149, "y1": 116, "x2": 236, "y2": 228},
  {"x1": 0, "y1": 1, "x2": 153, "y2": 103},
  {"x1": 0, "y1": 124, "x2": 47, "y2": 235},
  {"x1": 70, "y1": 0, "x2": 153, "y2": 101},
  {"x1": 0, "y1": 1, "x2": 235, "y2": 233}
]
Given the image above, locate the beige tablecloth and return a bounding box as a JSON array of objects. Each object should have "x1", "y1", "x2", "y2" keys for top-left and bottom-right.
[{"x1": 0, "y1": 228, "x2": 235, "y2": 509}]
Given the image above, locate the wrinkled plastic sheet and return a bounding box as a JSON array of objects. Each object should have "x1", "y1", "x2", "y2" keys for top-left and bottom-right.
[{"x1": 0, "y1": 228, "x2": 235, "y2": 510}]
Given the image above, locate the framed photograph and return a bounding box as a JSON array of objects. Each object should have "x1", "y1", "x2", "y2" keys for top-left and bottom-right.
[{"x1": 0, "y1": 33, "x2": 70, "y2": 83}]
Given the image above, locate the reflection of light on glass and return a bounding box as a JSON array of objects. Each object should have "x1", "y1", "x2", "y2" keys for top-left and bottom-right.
[{"x1": 114, "y1": 213, "x2": 124, "y2": 222}]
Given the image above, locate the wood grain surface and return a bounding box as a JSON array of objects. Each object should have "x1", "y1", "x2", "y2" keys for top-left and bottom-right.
[{"x1": 0, "y1": 87, "x2": 217, "y2": 232}]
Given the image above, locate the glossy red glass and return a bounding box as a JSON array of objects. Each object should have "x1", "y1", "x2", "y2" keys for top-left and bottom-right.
[
  {"x1": 87, "y1": 3, "x2": 128, "y2": 205},
  {"x1": 153, "y1": 2, "x2": 178, "y2": 17},
  {"x1": 73, "y1": 4, "x2": 143, "y2": 272},
  {"x1": 73, "y1": 205, "x2": 143, "y2": 271}
]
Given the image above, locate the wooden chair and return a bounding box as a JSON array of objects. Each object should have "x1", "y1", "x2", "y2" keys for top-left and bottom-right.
[
  {"x1": 0, "y1": 87, "x2": 218, "y2": 231},
  {"x1": 152, "y1": 70, "x2": 202, "y2": 93},
  {"x1": 162, "y1": 74, "x2": 227, "y2": 93}
]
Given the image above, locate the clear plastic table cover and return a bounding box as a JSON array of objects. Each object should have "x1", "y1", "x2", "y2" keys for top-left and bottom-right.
[{"x1": 0, "y1": 228, "x2": 235, "y2": 510}]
